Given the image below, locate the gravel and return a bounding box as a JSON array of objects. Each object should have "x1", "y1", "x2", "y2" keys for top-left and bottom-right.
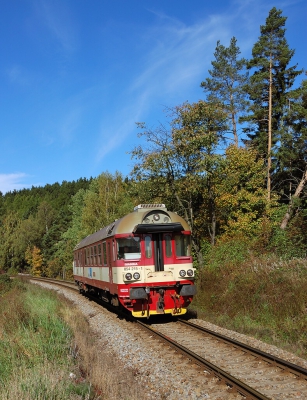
[{"x1": 32, "y1": 281, "x2": 307, "y2": 399}]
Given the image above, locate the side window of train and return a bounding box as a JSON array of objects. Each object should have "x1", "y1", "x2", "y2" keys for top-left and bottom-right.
[
  {"x1": 98, "y1": 244, "x2": 102, "y2": 265},
  {"x1": 90, "y1": 247, "x2": 93, "y2": 265},
  {"x1": 103, "y1": 242, "x2": 107, "y2": 266},
  {"x1": 113, "y1": 240, "x2": 116, "y2": 261},
  {"x1": 86, "y1": 248, "x2": 90, "y2": 265},
  {"x1": 93, "y1": 245, "x2": 97, "y2": 265},
  {"x1": 107, "y1": 242, "x2": 111, "y2": 265},
  {"x1": 145, "y1": 235, "x2": 152, "y2": 258},
  {"x1": 165, "y1": 235, "x2": 172, "y2": 257}
]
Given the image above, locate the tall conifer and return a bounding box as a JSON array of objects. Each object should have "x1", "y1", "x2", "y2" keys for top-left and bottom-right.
[
  {"x1": 201, "y1": 37, "x2": 249, "y2": 147},
  {"x1": 243, "y1": 7, "x2": 302, "y2": 200}
]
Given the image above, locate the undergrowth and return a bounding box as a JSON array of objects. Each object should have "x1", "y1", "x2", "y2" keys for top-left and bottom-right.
[{"x1": 194, "y1": 236, "x2": 307, "y2": 358}]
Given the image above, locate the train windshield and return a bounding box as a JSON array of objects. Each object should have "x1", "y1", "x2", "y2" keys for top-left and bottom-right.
[{"x1": 117, "y1": 237, "x2": 141, "y2": 260}]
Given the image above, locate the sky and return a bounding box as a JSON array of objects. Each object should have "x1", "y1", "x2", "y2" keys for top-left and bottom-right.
[{"x1": 1, "y1": 0, "x2": 306, "y2": 194}]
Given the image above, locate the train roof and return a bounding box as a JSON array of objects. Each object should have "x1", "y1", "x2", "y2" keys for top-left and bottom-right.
[{"x1": 74, "y1": 204, "x2": 190, "y2": 250}]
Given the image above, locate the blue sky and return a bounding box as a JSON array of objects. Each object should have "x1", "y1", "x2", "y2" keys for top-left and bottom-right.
[{"x1": 1, "y1": 0, "x2": 306, "y2": 194}]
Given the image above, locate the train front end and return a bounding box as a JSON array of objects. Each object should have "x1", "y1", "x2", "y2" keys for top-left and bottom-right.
[{"x1": 115, "y1": 204, "x2": 196, "y2": 318}]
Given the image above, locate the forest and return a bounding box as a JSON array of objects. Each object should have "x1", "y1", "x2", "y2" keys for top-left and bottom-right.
[{"x1": 1, "y1": 7, "x2": 306, "y2": 279}]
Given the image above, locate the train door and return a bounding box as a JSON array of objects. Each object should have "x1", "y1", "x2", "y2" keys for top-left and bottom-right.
[
  {"x1": 144, "y1": 233, "x2": 165, "y2": 272},
  {"x1": 153, "y1": 233, "x2": 164, "y2": 271},
  {"x1": 107, "y1": 241, "x2": 113, "y2": 284}
]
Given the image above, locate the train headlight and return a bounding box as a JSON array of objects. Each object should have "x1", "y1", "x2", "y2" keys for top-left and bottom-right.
[
  {"x1": 187, "y1": 269, "x2": 194, "y2": 277},
  {"x1": 153, "y1": 214, "x2": 160, "y2": 221},
  {"x1": 133, "y1": 272, "x2": 140, "y2": 280},
  {"x1": 179, "y1": 269, "x2": 186, "y2": 277},
  {"x1": 125, "y1": 273, "x2": 132, "y2": 281}
]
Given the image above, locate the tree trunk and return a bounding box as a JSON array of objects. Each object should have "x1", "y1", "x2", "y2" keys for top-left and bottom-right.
[
  {"x1": 267, "y1": 57, "x2": 272, "y2": 201},
  {"x1": 280, "y1": 166, "x2": 307, "y2": 229}
]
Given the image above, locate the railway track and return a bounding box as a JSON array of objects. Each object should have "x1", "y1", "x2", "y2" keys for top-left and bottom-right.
[
  {"x1": 29, "y1": 277, "x2": 78, "y2": 291},
  {"x1": 139, "y1": 319, "x2": 307, "y2": 399},
  {"x1": 29, "y1": 277, "x2": 307, "y2": 399}
]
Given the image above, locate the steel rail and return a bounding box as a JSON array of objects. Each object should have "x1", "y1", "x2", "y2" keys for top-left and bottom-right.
[
  {"x1": 137, "y1": 320, "x2": 270, "y2": 400},
  {"x1": 179, "y1": 319, "x2": 307, "y2": 380},
  {"x1": 28, "y1": 277, "x2": 78, "y2": 291}
]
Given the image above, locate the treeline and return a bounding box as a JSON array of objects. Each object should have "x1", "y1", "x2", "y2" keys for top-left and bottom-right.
[{"x1": 1, "y1": 7, "x2": 306, "y2": 278}]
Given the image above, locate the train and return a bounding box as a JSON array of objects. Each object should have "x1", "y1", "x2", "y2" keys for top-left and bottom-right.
[{"x1": 73, "y1": 204, "x2": 196, "y2": 318}]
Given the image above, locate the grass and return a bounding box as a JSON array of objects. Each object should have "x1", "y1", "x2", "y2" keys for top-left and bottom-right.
[
  {"x1": 0, "y1": 277, "x2": 145, "y2": 400},
  {"x1": 193, "y1": 252, "x2": 307, "y2": 358},
  {"x1": 0, "y1": 281, "x2": 91, "y2": 399}
]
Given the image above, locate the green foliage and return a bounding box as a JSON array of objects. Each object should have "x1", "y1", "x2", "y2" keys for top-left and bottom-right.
[
  {"x1": 7, "y1": 267, "x2": 18, "y2": 276},
  {"x1": 215, "y1": 145, "x2": 268, "y2": 237},
  {"x1": 269, "y1": 215, "x2": 307, "y2": 258},
  {"x1": 0, "y1": 179, "x2": 92, "y2": 272},
  {"x1": 0, "y1": 273, "x2": 13, "y2": 294},
  {"x1": 203, "y1": 235, "x2": 251, "y2": 271},
  {"x1": 201, "y1": 36, "x2": 249, "y2": 145},
  {"x1": 80, "y1": 171, "x2": 134, "y2": 235}
]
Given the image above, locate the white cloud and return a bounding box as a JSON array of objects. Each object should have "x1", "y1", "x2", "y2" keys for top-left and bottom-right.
[
  {"x1": 7, "y1": 65, "x2": 29, "y2": 86},
  {"x1": 34, "y1": 0, "x2": 77, "y2": 52},
  {"x1": 0, "y1": 173, "x2": 31, "y2": 194}
]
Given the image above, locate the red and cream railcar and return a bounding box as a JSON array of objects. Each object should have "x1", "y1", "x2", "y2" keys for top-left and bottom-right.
[{"x1": 73, "y1": 204, "x2": 196, "y2": 318}]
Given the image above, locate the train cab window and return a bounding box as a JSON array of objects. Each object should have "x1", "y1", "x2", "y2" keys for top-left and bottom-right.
[
  {"x1": 145, "y1": 235, "x2": 152, "y2": 258},
  {"x1": 98, "y1": 244, "x2": 102, "y2": 265},
  {"x1": 175, "y1": 234, "x2": 191, "y2": 257},
  {"x1": 103, "y1": 242, "x2": 107, "y2": 265},
  {"x1": 165, "y1": 235, "x2": 172, "y2": 257},
  {"x1": 117, "y1": 237, "x2": 141, "y2": 260}
]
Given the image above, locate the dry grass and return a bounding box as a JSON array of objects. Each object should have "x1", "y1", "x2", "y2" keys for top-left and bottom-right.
[{"x1": 0, "y1": 278, "x2": 146, "y2": 400}]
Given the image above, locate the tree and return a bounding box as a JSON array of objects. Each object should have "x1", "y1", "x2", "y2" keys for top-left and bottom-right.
[
  {"x1": 280, "y1": 79, "x2": 307, "y2": 228},
  {"x1": 25, "y1": 246, "x2": 44, "y2": 277},
  {"x1": 131, "y1": 101, "x2": 228, "y2": 266},
  {"x1": 243, "y1": 7, "x2": 302, "y2": 200},
  {"x1": 81, "y1": 172, "x2": 134, "y2": 234},
  {"x1": 215, "y1": 146, "x2": 267, "y2": 237},
  {"x1": 0, "y1": 212, "x2": 23, "y2": 270},
  {"x1": 201, "y1": 37, "x2": 249, "y2": 147}
]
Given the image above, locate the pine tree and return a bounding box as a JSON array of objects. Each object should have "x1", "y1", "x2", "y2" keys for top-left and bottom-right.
[
  {"x1": 201, "y1": 37, "x2": 249, "y2": 147},
  {"x1": 243, "y1": 7, "x2": 302, "y2": 200},
  {"x1": 280, "y1": 79, "x2": 307, "y2": 228}
]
